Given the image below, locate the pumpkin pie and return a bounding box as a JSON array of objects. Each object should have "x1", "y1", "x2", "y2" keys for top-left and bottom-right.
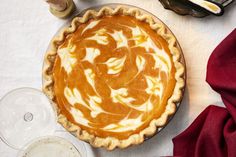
[{"x1": 43, "y1": 5, "x2": 185, "y2": 150}]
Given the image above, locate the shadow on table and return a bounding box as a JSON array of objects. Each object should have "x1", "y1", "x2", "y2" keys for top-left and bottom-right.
[{"x1": 93, "y1": 86, "x2": 190, "y2": 157}]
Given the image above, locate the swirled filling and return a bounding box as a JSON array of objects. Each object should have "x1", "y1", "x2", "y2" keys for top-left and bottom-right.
[{"x1": 53, "y1": 15, "x2": 176, "y2": 139}]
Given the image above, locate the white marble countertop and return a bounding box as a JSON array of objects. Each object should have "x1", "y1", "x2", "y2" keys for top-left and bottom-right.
[{"x1": 0, "y1": 0, "x2": 235, "y2": 156}]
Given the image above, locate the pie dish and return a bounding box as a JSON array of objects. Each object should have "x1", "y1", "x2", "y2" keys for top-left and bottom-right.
[{"x1": 43, "y1": 5, "x2": 185, "y2": 150}]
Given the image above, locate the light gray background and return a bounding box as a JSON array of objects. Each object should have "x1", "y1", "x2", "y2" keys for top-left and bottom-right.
[{"x1": 0, "y1": 0, "x2": 235, "y2": 156}]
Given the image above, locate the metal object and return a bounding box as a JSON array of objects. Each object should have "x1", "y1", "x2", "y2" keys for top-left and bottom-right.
[
  {"x1": 49, "y1": 0, "x2": 76, "y2": 18},
  {"x1": 159, "y1": 0, "x2": 234, "y2": 17}
]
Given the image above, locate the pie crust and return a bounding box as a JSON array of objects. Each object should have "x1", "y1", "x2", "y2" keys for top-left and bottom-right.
[{"x1": 43, "y1": 5, "x2": 185, "y2": 150}]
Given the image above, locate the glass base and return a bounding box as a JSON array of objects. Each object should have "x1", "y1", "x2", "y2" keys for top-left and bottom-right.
[{"x1": 0, "y1": 88, "x2": 57, "y2": 149}]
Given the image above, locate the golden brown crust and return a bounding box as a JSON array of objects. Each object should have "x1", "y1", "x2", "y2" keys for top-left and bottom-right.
[{"x1": 42, "y1": 5, "x2": 185, "y2": 150}]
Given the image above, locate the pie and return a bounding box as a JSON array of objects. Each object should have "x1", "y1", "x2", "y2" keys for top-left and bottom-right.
[{"x1": 43, "y1": 5, "x2": 185, "y2": 150}]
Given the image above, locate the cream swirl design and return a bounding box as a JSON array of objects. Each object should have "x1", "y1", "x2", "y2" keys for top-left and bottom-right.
[{"x1": 53, "y1": 15, "x2": 176, "y2": 139}]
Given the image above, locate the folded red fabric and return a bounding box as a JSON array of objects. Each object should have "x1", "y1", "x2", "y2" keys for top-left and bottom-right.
[{"x1": 173, "y1": 29, "x2": 236, "y2": 157}]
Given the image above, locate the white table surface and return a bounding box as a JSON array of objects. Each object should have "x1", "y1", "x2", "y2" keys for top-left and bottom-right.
[{"x1": 0, "y1": 0, "x2": 235, "y2": 156}]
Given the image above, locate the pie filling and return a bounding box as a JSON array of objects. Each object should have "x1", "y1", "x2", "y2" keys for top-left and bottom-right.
[{"x1": 53, "y1": 15, "x2": 176, "y2": 139}]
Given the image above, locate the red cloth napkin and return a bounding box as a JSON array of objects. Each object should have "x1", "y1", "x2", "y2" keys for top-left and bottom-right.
[{"x1": 173, "y1": 29, "x2": 236, "y2": 157}]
